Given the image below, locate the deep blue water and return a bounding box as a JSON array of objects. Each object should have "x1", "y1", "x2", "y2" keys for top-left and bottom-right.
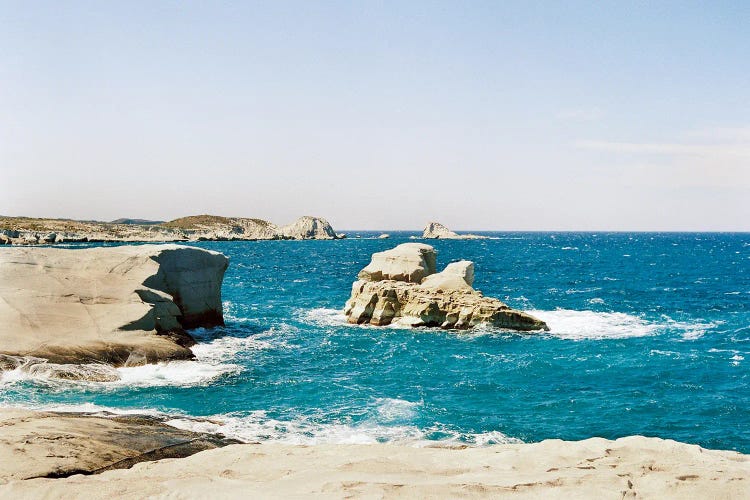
[{"x1": 2, "y1": 232, "x2": 749, "y2": 452}]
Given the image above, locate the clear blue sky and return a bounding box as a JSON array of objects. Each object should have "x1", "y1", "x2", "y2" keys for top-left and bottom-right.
[{"x1": 1, "y1": 1, "x2": 748, "y2": 230}]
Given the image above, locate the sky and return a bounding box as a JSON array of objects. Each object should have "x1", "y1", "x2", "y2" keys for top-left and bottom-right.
[{"x1": 1, "y1": 1, "x2": 748, "y2": 231}]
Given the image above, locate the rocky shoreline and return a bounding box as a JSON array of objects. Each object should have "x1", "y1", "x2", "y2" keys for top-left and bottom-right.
[
  {"x1": 0, "y1": 214, "x2": 343, "y2": 245},
  {"x1": 0, "y1": 408, "x2": 747, "y2": 498}
]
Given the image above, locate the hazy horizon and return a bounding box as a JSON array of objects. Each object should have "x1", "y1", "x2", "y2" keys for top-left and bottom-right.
[{"x1": 2, "y1": 1, "x2": 748, "y2": 231}]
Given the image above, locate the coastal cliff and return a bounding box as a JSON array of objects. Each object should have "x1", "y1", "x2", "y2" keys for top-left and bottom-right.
[
  {"x1": 345, "y1": 243, "x2": 548, "y2": 330},
  {"x1": 0, "y1": 215, "x2": 343, "y2": 245},
  {"x1": 0, "y1": 244, "x2": 228, "y2": 368}
]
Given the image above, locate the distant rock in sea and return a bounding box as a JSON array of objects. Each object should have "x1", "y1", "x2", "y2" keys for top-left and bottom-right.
[
  {"x1": 281, "y1": 216, "x2": 342, "y2": 240},
  {"x1": 422, "y1": 221, "x2": 488, "y2": 239},
  {"x1": 0, "y1": 214, "x2": 344, "y2": 244},
  {"x1": 344, "y1": 243, "x2": 548, "y2": 331},
  {"x1": 0, "y1": 244, "x2": 228, "y2": 371}
]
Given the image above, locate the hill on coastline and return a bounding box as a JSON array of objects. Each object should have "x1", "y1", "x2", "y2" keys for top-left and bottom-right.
[{"x1": 0, "y1": 214, "x2": 342, "y2": 244}]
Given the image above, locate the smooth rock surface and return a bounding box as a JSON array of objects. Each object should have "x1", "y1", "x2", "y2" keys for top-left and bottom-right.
[
  {"x1": 345, "y1": 243, "x2": 547, "y2": 330},
  {"x1": 2, "y1": 435, "x2": 747, "y2": 499},
  {"x1": 421, "y1": 260, "x2": 475, "y2": 290},
  {"x1": 0, "y1": 244, "x2": 228, "y2": 365},
  {"x1": 357, "y1": 243, "x2": 437, "y2": 283},
  {"x1": 0, "y1": 409, "x2": 238, "y2": 482}
]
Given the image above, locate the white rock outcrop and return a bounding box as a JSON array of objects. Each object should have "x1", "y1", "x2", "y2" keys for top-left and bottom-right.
[
  {"x1": 281, "y1": 216, "x2": 342, "y2": 240},
  {"x1": 423, "y1": 222, "x2": 459, "y2": 239},
  {"x1": 0, "y1": 244, "x2": 228, "y2": 366},
  {"x1": 344, "y1": 243, "x2": 548, "y2": 331},
  {"x1": 357, "y1": 243, "x2": 437, "y2": 283},
  {"x1": 422, "y1": 221, "x2": 488, "y2": 240}
]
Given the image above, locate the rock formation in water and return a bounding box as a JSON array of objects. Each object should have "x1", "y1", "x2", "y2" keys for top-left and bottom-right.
[
  {"x1": 422, "y1": 222, "x2": 460, "y2": 239},
  {"x1": 422, "y1": 221, "x2": 488, "y2": 239},
  {"x1": 0, "y1": 214, "x2": 343, "y2": 245},
  {"x1": 344, "y1": 243, "x2": 548, "y2": 331},
  {"x1": 0, "y1": 409, "x2": 239, "y2": 481},
  {"x1": 0, "y1": 244, "x2": 228, "y2": 366},
  {"x1": 281, "y1": 216, "x2": 341, "y2": 240}
]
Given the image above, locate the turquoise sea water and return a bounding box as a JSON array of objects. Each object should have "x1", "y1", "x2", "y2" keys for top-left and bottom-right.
[{"x1": 1, "y1": 233, "x2": 749, "y2": 452}]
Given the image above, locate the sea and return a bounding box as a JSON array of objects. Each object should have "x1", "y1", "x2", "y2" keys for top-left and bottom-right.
[{"x1": 1, "y1": 232, "x2": 748, "y2": 452}]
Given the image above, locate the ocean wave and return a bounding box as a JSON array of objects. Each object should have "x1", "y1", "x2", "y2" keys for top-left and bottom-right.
[
  {"x1": 2, "y1": 400, "x2": 521, "y2": 448},
  {"x1": 528, "y1": 309, "x2": 658, "y2": 340},
  {"x1": 163, "y1": 396, "x2": 520, "y2": 447},
  {"x1": 529, "y1": 310, "x2": 721, "y2": 341},
  {"x1": 0, "y1": 329, "x2": 283, "y2": 389},
  {"x1": 301, "y1": 307, "x2": 349, "y2": 327}
]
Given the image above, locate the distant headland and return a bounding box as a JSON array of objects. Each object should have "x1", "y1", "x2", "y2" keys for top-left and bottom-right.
[{"x1": 0, "y1": 214, "x2": 343, "y2": 244}]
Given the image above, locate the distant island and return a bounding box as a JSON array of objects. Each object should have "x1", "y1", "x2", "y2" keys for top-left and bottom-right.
[{"x1": 0, "y1": 215, "x2": 343, "y2": 244}]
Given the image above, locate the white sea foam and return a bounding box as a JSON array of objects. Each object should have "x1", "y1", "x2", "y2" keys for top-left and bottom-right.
[
  {"x1": 527, "y1": 309, "x2": 659, "y2": 340},
  {"x1": 303, "y1": 307, "x2": 717, "y2": 342},
  {"x1": 531, "y1": 310, "x2": 722, "y2": 341},
  {"x1": 166, "y1": 412, "x2": 521, "y2": 447},
  {"x1": 373, "y1": 398, "x2": 421, "y2": 423},
  {"x1": 4, "y1": 400, "x2": 519, "y2": 448},
  {"x1": 302, "y1": 307, "x2": 348, "y2": 327},
  {"x1": 112, "y1": 331, "x2": 283, "y2": 386},
  {"x1": 115, "y1": 360, "x2": 240, "y2": 387},
  {"x1": 0, "y1": 329, "x2": 284, "y2": 389}
]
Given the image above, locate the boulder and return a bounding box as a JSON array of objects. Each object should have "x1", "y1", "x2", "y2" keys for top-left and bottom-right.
[
  {"x1": 357, "y1": 243, "x2": 437, "y2": 283},
  {"x1": 0, "y1": 244, "x2": 228, "y2": 365},
  {"x1": 345, "y1": 243, "x2": 548, "y2": 331}
]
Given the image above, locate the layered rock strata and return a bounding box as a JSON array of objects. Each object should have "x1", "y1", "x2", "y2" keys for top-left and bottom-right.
[
  {"x1": 0, "y1": 215, "x2": 343, "y2": 245},
  {"x1": 344, "y1": 243, "x2": 548, "y2": 331},
  {"x1": 0, "y1": 244, "x2": 228, "y2": 366}
]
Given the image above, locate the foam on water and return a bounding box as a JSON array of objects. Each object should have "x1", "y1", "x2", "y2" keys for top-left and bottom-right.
[
  {"x1": 302, "y1": 307, "x2": 348, "y2": 327},
  {"x1": 0, "y1": 328, "x2": 286, "y2": 389},
  {"x1": 528, "y1": 309, "x2": 658, "y2": 340},
  {"x1": 373, "y1": 398, "x2": 421, "y2": 423},
  {"x1": 303, "y1": 307, "x2": 716, "y2": 341},
  {"x1": 4, "y1": 399, "x2": 519, "y2": 448},
  {"x1": 163, "y1": 398, "x2": 521, "y2": 447}
]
